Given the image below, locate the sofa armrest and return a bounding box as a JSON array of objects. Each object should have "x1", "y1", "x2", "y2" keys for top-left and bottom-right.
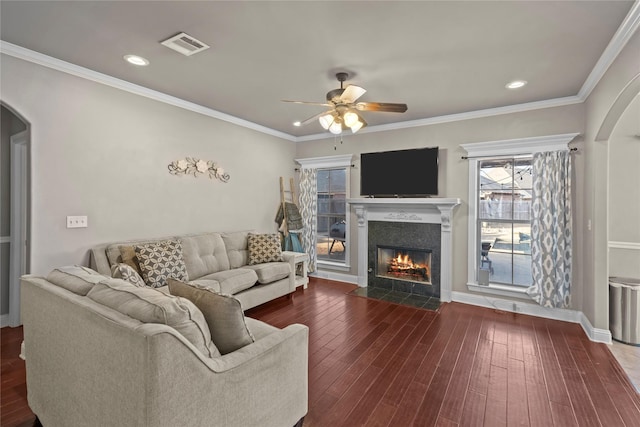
[
  {"x1": 89, "y1": 243, "x2": 114, "y2": 275},
  {"x1": 143, "y1": 322, "x2": 309, "y2": 427},
  {"x1": 137, "y1": 322, "x2": 308, "y2": 373}
]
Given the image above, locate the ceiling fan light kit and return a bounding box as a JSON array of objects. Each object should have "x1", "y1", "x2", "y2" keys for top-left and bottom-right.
[
  {"x1": 319, "y1": 112, "x2": 335, "y2": 130},
  {"x1": 350, "y1": 117, "x2": 366, "y2": 133},
  {"x1": 329, "y1": 119, "x2": 343, "y2": 135},
  {"x1": 283, "y1": 72, "x2": 407, "y2": 135},
  {"x1": 343, "y1": 110, "x2": 359, "y2": 127}
]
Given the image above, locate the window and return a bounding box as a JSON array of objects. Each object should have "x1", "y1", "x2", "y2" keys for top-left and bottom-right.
[
  {"x1": 478, "y1": 157, "x2": 532, "y2": 287},
  {"x1": 295, "y1": 154, "x2": 352, "y2": 270},
  {"x1": 316, "y1": 168, "x2": 347, "y2": 263},
  {"x1": 461, "y1": 133, "x2": 577, "y2": 297}
]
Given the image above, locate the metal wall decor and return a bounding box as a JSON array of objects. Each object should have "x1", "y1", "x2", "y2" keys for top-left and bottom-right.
[{"x1": 168, "y1": 157, "x2": 230, "y2": 182}]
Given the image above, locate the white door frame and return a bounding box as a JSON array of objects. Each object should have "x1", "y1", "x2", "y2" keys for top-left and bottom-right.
[{"x1": 9, "y1": 130, "x2": 28, "y2": 327}]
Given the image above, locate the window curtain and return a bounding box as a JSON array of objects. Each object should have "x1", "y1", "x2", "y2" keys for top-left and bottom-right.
[
  {"x1": 526, "y1": 151, "x2": 572, "y2": 308},
  {"x1": 299, "y1": 168, "x2": 318, "y2": 273}
]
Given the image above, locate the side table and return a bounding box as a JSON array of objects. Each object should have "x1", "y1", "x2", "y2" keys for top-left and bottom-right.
[{"x1": 284, "y1": 251, "x2": 309, "y2": 290}]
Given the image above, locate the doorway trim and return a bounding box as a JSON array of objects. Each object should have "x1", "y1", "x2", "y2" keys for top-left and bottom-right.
[{"x1": 8, "y1": 129, "x2": 28, "y2": 327}]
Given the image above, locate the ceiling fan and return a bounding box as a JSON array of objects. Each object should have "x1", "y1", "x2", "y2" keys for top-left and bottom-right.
[{"x1": 282, "y1": 72, "x2": 408, "y2": 134}]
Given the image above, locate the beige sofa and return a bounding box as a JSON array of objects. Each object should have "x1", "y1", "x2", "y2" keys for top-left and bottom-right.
[
  {"x1": 90, "y1": 230, "x2": 301, "y2": 310},
  {"x1": 21, "y1": 269, "x2": 309, "y2": 427}
]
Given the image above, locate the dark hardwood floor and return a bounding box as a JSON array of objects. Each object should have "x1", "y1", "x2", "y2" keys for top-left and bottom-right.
[
  {"x1": 2, "y1": 278, "x2": 639, "y2": 426},
  {"x1": 1, "y1": 323, "x2": 32, "y2": 427}
]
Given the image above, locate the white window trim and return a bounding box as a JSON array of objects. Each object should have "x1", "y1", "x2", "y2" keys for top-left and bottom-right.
[
  {"x1": 295, "y1": 154, "x2": 353, "y2": 269},
  {"x1": 295, "y1": 154, "x2": 353, "y2": 170},
  {"x1": 461, "y1": 133, "x2": 578, "y2": 299}
]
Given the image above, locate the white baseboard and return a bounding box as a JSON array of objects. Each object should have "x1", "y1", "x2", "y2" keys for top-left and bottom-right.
[
  {"x1": 311, "y1": 270, "x2": 359, "y2": 285},
  {"x1": 579, "y1": 312, "x2": 612, "y2": 344},
  {"x1": 306, "y1": 277, "x2": 613, "y2": 344},
  {"x1": 451, "y1": 291, "x2": 611, "y2": 344},
  {"x1": 0, "y1": 314, "x2": 10, "y2": 328}
]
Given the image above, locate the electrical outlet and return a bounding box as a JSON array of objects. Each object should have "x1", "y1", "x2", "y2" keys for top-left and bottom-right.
[{"x1": 66, "y1": 215, "x2": 88, "y2": 229}]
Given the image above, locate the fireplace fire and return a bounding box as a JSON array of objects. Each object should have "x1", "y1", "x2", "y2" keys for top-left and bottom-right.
[{"x1": 376, "y1": 246, "x2": 432, "y2": 284}]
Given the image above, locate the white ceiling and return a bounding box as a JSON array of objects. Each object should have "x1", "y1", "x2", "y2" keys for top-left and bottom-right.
[{"x1": 1, "y1": 1, "x2": 637, "y2": 140}]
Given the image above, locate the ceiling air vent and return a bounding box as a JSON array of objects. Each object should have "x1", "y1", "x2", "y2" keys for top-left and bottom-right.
[{"x1": 161, "y1": 32, "x2": 210, "y2": 56}]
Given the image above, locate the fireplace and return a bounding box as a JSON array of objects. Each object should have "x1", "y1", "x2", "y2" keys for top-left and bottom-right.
[
  {"x1": 368, "y1": 221, "x2": 441, "y2": 297},
  {"x1": 376, "y1": 246, "x2": 432, "y2": 284},
  {"x1": 347, "y1": 198, "x2": 461, "y2": 302}
]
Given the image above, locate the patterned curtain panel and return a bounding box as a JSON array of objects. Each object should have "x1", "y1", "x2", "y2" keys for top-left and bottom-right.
[
  {"x1": 526, "y1": 151, "x2": 572, "y2": 308},
  {"x1": 299, "y1": 168, "x2": 318, "y2": 273}
]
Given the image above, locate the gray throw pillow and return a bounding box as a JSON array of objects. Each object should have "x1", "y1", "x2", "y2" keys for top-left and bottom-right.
[
  {"x1": 168, "y1": 279, "x2": 255, "y2": 355},
  {"x1": 134, "y1": 240, "x2": 188, "y2": 288}
]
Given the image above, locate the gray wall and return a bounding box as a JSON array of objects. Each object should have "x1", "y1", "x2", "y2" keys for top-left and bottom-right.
[
  {"x1": 1, "y1": 105, "x2": 27, "y2": 315},
  {"x1": 0, "y1": 54, "x2": 296, "y2": 275},
  {"x1": 608, "y1": 95, "x2": 640, "y2": 278}
]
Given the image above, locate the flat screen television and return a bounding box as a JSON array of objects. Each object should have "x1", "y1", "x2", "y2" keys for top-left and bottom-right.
[{"x1": 360, "y1": 147, "x2": 439, "y2": 197}]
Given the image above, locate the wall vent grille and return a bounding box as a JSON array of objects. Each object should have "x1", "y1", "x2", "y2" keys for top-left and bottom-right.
[{"x1": 161, "y1": 32, "x2": 210, "y2": 56}]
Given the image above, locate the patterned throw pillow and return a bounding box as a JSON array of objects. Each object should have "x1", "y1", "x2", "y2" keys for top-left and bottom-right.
[
  {"x1": 134, "y1": 240, "x2": 188, "y2": 288},
  {"x1": 111, "y1": 263, "x2": 146, "y2": 287},
  {"x1": 247, "y1": 233, "x2": 283, "y2": 265}
]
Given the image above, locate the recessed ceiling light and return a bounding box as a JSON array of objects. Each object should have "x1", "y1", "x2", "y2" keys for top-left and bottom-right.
[
  {"x1": 293, "y1": 121, "x2": 302, "y2": 127},
  {"x1": 506, "y1": 80, "x2": 527, "y2": 89},
  {"x1": 124, "y1": 55, "x2": 149, "y2": 66}
]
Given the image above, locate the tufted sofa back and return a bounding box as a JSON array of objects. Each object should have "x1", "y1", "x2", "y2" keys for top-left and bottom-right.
[{"x1": 180, "y1": 233, "x2": 231, "y2": 279}]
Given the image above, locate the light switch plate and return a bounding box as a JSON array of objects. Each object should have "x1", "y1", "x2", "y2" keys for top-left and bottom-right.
[{"x1": 66, "y1": 215, "x2": 88, "y2": 228}]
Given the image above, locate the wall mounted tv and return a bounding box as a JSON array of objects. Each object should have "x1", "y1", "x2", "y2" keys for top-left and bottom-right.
[{"x1": 360, "y1": 147, "x2": 439, "y2": 197}]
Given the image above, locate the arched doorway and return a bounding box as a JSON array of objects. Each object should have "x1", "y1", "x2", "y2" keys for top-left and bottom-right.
[
  {"x1": 599, "y1": 75, "x2": 640, "y2": 389},
  {"x1": 1, "y1": 103, "x2": 30, "y2": 327}
]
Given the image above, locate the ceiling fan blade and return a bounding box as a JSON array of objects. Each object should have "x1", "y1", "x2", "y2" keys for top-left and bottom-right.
[
  {"x1": 355, "y1": 102, "x2": 408, "y2": 113},
  {"x1": 298, "y1": 110, "x2": 332, "y2": 126},
  {"x1": 281, "y1": 100, "x2": 331, "y2": 107},
  {"x1": 340, "y1": 85, "x2": 366, "y2": 103}
]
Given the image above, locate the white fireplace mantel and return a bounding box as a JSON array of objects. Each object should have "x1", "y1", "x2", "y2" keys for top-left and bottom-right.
[{"x1": 346, "y1": 198, "x2": 461, "y2": 302}]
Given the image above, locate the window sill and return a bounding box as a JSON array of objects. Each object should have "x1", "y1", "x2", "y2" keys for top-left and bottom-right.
[
  {"x1": 317, "y1": 260, "x2": 351, "y2": 272},
  {"x1": 466, "y1": 282, "x2": 534, "y2": 301}
]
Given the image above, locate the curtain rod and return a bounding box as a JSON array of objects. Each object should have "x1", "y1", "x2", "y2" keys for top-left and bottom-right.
[
  {"x1": 461, "y1": 147, "x2": 577, "y2": 160},
  {"x1": 294, "y1": 164, "x2": 356, "y2": 172}
]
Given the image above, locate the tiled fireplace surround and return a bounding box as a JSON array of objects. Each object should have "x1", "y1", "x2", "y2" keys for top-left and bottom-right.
[
  {"x1": 369, "y1": 221, "x2": 442, "y2": 298},
  {"x1": 347, "y1": 198, "x2": 461, "y2": 302}
]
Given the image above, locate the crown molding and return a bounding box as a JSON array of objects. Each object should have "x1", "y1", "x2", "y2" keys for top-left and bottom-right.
[
  {"x1": 296, "y1": 96, "x2": 583, "y2": 142},
  {"x1": 2, "y1": 0, "x2": 639, "y2": 144},
  {"x1": 578, "y1": 1, "x2": 640, "y2": 100},
  {"x1": 0, "y1": 41, "x2": 297, "y2": 142},
  {"x1": 461, "y1": 132, "x2": 580, "y2": 156}
]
